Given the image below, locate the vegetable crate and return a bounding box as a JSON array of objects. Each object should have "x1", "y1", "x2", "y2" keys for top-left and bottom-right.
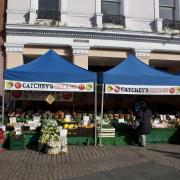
[
  {"x1": 10, "y1": 135, "x2": 25, "y2": 150},
  {"x1": 98, "y1": 128, "x2": 115, "y2": 137},
  {"x1": 67, "y1": 129, "x2": 78, "y2": 136},
  {"x1": 78, "y1": 127, "x2": 94, "y2": 136}
]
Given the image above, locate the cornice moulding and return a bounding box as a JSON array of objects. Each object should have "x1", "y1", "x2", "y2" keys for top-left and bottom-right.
[{"x1": 6, "y1": 25, "x2": 180, "y2": 44}]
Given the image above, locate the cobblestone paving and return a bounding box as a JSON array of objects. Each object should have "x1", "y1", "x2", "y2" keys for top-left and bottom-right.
[
  {"x1": 130, "y1": 144, "x2": 180, "y2": 170},
  {"x1": 0, "y1": 144, "x2": 180, "y2": 180}
]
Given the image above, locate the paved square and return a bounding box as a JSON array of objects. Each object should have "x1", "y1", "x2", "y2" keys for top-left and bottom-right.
[{"x1": 0, "y1": 144, "x2": 180, "y2": 180}]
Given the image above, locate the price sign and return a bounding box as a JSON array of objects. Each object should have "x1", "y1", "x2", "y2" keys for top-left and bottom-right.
[
  {"x1": 33, "y1": 116, "x2": 41, "y2": 122},
  {"x1": 9, "y1": 117, "x2": 17, "y2": 125},
  {"x1": 82, "y1": 116, "x2": 90, "y2": 126}
]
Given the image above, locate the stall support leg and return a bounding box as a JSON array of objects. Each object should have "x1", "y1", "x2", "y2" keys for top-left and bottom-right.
[
  {"x1": 94, "y1": 83, "x2": 97, "y2": 146},
  {"x1": 1, "y1": 82, "x2": 5, "y2": 126},
  {"x1": 100, "y1": 84, "x2": 104, "y2": 146}
]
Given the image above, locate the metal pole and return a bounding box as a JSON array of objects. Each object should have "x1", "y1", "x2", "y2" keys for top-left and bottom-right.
[
  {"x1": 94, "y1": 83, "x2": 97, "y2": 146},
  {"x1": 100, "y1": 84, "x2": 104, "y2": 146},
  {"x1": 72, "y1": 92, "x2": 74, "y2": 114},
  {"x1": 1, "y1": 81, "x2": 5, "y2": 126}
]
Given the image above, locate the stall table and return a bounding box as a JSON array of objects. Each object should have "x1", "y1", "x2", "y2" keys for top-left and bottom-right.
[
  {"x1": 98, "y1": 128, "x2": 180, "y2": 145},
  {"x1": 2, "y1": 127, "x2": 180, "y2": 148}
]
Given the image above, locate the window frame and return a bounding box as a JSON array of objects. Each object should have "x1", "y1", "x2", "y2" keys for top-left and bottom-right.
[
  {"x1": 159, "y1": 0, "x2": 175, "y2": 20},
  {"x1": 101, "y1": 0, "x2": 125, "y2": 25},
  {"x1": 37, "y1": 0, "x2": 60, "y2": 20},
  {"x1": 101, "y1": 0, "x2": 121, "y2": 16}
]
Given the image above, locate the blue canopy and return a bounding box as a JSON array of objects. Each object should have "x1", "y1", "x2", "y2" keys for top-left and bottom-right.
[
  {"x1": 101, "y1": 55, "x2": 180, "y2": 85},
  {"x1": 4, "y1": 50, "x2": 97, "y2": 83}
]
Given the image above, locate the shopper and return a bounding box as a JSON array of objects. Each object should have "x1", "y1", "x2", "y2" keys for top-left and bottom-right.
[{"x1": 135, "y1": 101, "x2": 152, "y2": 147}]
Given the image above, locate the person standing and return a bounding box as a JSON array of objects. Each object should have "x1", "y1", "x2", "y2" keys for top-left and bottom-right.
[{"x1": 135, "y1": 101, "x2": 152, "y2": 147}]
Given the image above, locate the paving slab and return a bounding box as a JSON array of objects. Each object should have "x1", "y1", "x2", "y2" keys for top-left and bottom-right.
[
  {"x1": 67, "y1": 161, "x2": 180, "y2": 180},
  {"x1": 0, "y1": 144, "x2": 180, "y2": 180}
]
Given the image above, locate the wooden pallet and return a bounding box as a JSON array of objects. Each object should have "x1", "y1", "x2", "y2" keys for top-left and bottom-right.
[
  {"x1": 98, "y1": 133, "x2": 115, "y2": 137},
  {"x1": 97, "y1": 128, "x2": 115, "y2": 137}
]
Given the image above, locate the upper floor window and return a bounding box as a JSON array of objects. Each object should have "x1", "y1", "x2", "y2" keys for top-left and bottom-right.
[
  {"x1": 159, "y1": 0, "x2": 175, "y2": 20},
  {"x1": 37, "y1": 0, "x2": 60, "y2": 20},
  {"x1": 102, "y1": 0, "x2": 121, "y2": 16},
  {"x1": 159, "y1": 0, "x2": 180, "y2": 29},
  {"x1": 102, "y1": 0, "x2": 125, "y2": 25}
]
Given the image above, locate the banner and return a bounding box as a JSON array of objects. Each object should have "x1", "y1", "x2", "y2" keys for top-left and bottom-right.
[
  {"x1": 5, "y1": 80, "x2": 94, "y2": 92},
  {"x1": 105, "y1": 84, "x2": 180, "y2": 95},
  {"x1": 11, "y1": 91, "x2": 73, "y2": 101}
]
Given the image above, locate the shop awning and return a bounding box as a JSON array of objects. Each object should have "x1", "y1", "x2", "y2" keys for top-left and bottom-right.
[
  {"x1": 101, "y1": 55, "x2": 180, "y2": 85},
  {"x1": 4, "y1": 49, "x2": 97, "y2": 83}
]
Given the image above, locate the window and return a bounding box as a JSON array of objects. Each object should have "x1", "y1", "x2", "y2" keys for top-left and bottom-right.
[
  {"x1": 39, "y1": 0, "x2": 59, "y2": 11},
  {"x1": 159, "y1": 0, "x2": 175, "y2": 20},
  {"x1": 102, "y1": 0, "x2": 120, "y2": 16},
  {"x1": 159, "y1": 0, "x2": 180, "y2": 29},
  {"x1": 102, "y1": 0, "x2": 125, "y2": 25},
  {"x1": 37, "y1": 0, "x2": 60, "y2": 20}
]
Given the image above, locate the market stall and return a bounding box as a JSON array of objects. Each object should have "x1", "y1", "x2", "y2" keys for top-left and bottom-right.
[
  {"x1": 2, "y1": 50, "x2": 98, "y2": 152},
  {"x1": 99, "y1": 55, "x2": 180, "y2": 145}
]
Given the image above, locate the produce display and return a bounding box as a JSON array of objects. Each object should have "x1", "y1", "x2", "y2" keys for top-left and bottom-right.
[
  {"x1": 5, "y1": 110, "x2": 95, "y2": 151},
  {"x1": 151, "y1": 113, "x2": 180, "y2": 128},
  {"x1": 39, "y1": 119, "x2": 61, "y2": 144},
  {"x1": 100, "y1": 112, "x2": 134, "y2": 127},
  {"x1": 100, "y1": 111, "x2": 180, "y2": 133},
  {"x1": 6, "y1": 111, "x2": 41, "y2": 134},
  {"x1": 3, "y1": 108, "x2": 180, "y2": 151},
  {"x1": 7, "y1": 110, "x2": 94, "y2": 125},
  {"x1": 39, "y1": 119, "x2": 63, "y2": 155}
]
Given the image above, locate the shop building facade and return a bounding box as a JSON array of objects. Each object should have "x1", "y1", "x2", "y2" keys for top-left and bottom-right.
[
  {"x1": 0, "y1": 0, "x2": 6, "y2": 96},
  {"x1": 5, "y1": 0, "x2": 180, "y2": 73}
]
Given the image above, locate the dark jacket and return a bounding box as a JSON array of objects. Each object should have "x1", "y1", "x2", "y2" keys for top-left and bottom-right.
[{"x1": 136, "y1": 107, "x2": 152, "y2": 135}]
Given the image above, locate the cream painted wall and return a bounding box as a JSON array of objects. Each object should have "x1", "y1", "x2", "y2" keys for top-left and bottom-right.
[
  {"x1": 23, "y1": 47, "x2": 71, "y2": 56},
  {"x1": 6, "y1": 46, "x2": 180, "y2": 72},
  {"x1": 89, "y1": 49, "x2": 127, "y2": 58},
  {"x1": 67, "y1": 0, "x2": 96, "y2": 27},
  {"x1": 126, "y1": 0, "x2": 155, "y2": 31},
  {"x1": 137, "y1": 57, "x2": 150, "y2": 65},
  {"x1": 7, "y1": 0, "x2": 31, "y2": 24},
  {"x1": 8, "y1": 0, "x2": 30, "y2": 10},
  {"x1": 6, "y1": 0, "x2": 158, "y2": 30},
  {"x1": 128, "y1": 0, "x2": 154, "y2": 19},
  {"x1": 151, "y1": 53, "x2": 180, "y2": 61},
  {"x1": 6, "y1": 52, "x2": 24, "y2": 68},
  {"x1": 7, "y1": 13, "x2": 29, "y2": 24},
  {"x1": 150, "y1": 53, "x2": 180, "y2": 73},
  {"x1": 7, "y1": 47, "x2": 128, "y2": 69},
  {"x1": 6, "y1": 0, "x2": 96, "y2": 27},
  {"x1": 73, "y1": 54, "x2": 88, "y2": 69},
  {"x1": 28, "y1": 49, "x2": 126, "y2": 59},
  {"x1": 68, "y1": 0, "x2": 95, "y2": 14},
  {"x1": 6, "y1": 47, "x2": 73, "y2": 69}
]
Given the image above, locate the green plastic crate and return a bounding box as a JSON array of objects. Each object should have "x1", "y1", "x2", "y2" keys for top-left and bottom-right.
[{"x1": 10, "y1": 135, "x2": 25, "y2": 150}]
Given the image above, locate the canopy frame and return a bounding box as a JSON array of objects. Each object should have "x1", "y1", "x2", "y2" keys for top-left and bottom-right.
[{"x1": 2, "y1": 50, "x2": 98, "y2": 145}]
